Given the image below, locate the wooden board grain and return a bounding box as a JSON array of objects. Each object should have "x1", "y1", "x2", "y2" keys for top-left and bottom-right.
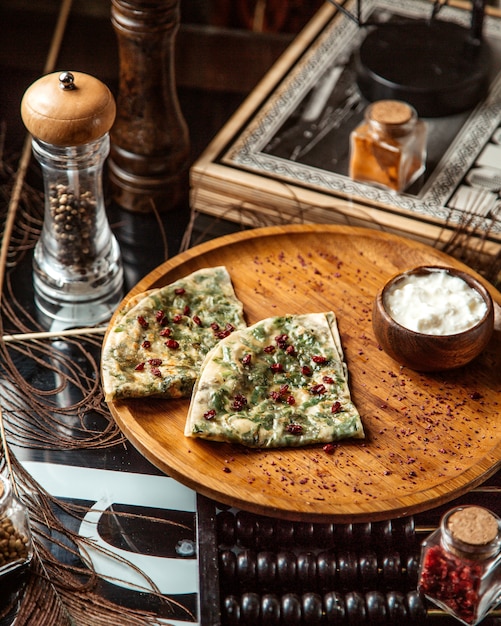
[{"x1": 105, "y1": 225, "x2": 501, "y2": 522}]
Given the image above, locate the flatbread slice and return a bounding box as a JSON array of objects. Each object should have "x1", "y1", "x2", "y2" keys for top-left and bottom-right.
[
  {"x1": 102, "y1": 266, "x2": 246, "y2": 402},
  {"x1": 185, "y1": 312, "x2": 364, "y2": 448}
]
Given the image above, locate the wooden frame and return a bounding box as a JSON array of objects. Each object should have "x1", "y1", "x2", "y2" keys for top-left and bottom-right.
[{"x1": 190, "y1": 0, "x2": 501, "y2": 265}]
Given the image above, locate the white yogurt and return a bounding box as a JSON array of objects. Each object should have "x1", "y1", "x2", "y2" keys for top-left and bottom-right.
[{"x1": 384, "y1": 269, "x2": 487, "y2": 335}]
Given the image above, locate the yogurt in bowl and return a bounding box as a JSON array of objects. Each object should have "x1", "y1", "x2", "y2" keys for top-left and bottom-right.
[
  {"x1": 372, "y1": 266, "x2": 494, "y2": 371},
  {"x1": 383, "y1": 267, "x2": 488, "y2": 335}
]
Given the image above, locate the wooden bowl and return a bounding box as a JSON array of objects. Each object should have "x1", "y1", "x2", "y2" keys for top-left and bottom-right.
[{"x1": 372, "y1": 266, "x2": 494, "y2": 372}]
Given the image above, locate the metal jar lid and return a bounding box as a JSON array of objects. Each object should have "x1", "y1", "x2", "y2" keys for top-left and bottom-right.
[{"x1": 21, "y1": 71, "x2": 116, "y2": 146}]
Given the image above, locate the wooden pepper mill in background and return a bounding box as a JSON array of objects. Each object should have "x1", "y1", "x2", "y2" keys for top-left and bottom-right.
[{"x1": 109, "y1": 0, "x2": 190, "y2": 214}]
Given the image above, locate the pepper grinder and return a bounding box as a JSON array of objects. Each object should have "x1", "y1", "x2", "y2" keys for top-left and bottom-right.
[{"x1": 21, "y1": 71, "x2": 124, "y2": 329}]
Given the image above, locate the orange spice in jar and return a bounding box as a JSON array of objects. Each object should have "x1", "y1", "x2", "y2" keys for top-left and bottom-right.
[{"x1": 349, "y1": 100, "x2": 427, "y2": 192}]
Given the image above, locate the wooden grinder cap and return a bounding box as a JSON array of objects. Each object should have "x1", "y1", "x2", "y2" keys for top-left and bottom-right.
[{"x1": 21, "y1": 71, "x2": 116, "y2": 146}]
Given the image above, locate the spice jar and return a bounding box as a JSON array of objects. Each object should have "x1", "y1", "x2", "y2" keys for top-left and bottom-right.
[
  {"x1": 418, "y1": 505, "x2": 501, "y2": 625},
  {"x1": 349, "y1": 100, "x2": 427, "y2": 192},
  {"x1": 0, "y1": 473, "x2": 32, "y2": 623},
  {"x1": 21, "y1": 71, "x2": 123, "y2": 328}
]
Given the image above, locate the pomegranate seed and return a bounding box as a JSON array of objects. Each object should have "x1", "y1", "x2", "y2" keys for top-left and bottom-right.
[
  {"x1": 151, "y1": 368, "x2": 162, "y2": 377},
  {"x1": 204, "y1": 409, "x2": 216, "y2": 420},
  {"x1": 183, "y1": 305, "x2": 191, "y2": 315},
  {"x1": 223, "y1": 467, "x2": 231, "y2": 473},
  {"x1": 211, "y1": 322, "x2": 220, "y2": 331},
  {"x1": 192, "y1": 315, "x2": 202, "y2": 326},
  {"x1": 231, "y1": 394, "x2": 247, "y2": 411},
  {"x1": 270, "y1": 391, "x2": 281, "y2": 402},
  {"x1": 279, "y1": 384, "x2": 289, "y2": 395},
  {"x1": 331, "y1": 401, "x2": 342, "y2": 413},
  {"x1": 310, "y1": 384, "x2": 326, "y2": 395},
  {"x1": 175, "y1": 288, "x2": 185, "y2": 295},
  {"x1": 323, "y1": 443, "x2": 338, "y2": 455},
  {"x1": 286, "y1": 395, "x2": 296, "y2": 405},
  {"x1": 264, "y1": 345, "x2": 275, "y2": 353},
  {"x1": 323, "y1": 376, "x2": 335, "y2": 384},
  {"x1": 135, "y1": 362, "x2": 145, "y2": 371},
  {"x1": 286, "y1": 345, "x2": 296, "y2": 356},
  {"x1": 166, "y1": 339, "x2": 180, "y2": 349},
  {"x1": 148, "y1": 358, "x2": 162, "y2": 366},
  {"x1": 141, "y1": 340, "x2": 151, "y2": 349},
  {"x1": 155, "y1": 310, "x2": 165, "y2": 324},
  {"x1": 312, "y1": 355, "x2": 328, "y2": 364},
  {"x1": 172, "y1": 314, "x2": 183, "y2": 323},
  {"x1": 271, "y1": 363, "x2": 284, "y2": 373},
  {"x1": 159, "y1": 327, "x2": 172, "y2": 337},
  {"x1": 137, "y1": 315, "x2": 148, "y2": 328},
  {"x1": 302, "y1": 365, "x2": 312, "y2": 376},
  {"x1": 286, "y1": 423, "x2": 303, "y2": 435},
  {"x1": 242, "y1": 354, "x2": 252, "y2": 366}
]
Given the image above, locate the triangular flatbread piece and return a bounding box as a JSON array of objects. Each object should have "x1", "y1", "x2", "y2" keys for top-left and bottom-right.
[
  {"x1": 185, "y1": 312, "x2": 364, "y2": 448},
  {"x1": 102, "y1": 266, "x2": 246, "y2": 401}
]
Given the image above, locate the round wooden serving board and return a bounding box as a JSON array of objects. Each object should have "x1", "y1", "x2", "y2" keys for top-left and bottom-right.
[{"x1": 105, "y1": 225, "x2": 501, "y2": 522}]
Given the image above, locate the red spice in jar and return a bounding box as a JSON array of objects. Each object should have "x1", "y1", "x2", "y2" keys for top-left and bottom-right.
[{"x1": 418, "y1": 506, "x2": 501, "y2": 625}]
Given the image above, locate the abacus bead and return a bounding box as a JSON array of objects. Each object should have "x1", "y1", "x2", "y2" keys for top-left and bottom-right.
[
  {"x1": 338, "y1": 551, "x2": 358, "y2": 588},
  {"x1": 275, "y1": 520, "x2": 295, "y2": 546},
  {"x1": 405, "y1": 552, "x2": 421, "y2": 586},
  {"x1": 255, "y1": 517, "x2": 275, "y2": 550},
  {"x1": 336, "y1": 523, "x2": 354, "y2": 544},
  {"x1": 295, "y1": 522, "x2": 316, "y2": 546},
  {"x1": 374, "y1": 519, "x2": 393, "y2": 545},
  {"x1": 236, "y1": 550, "x2": 257, "y2": 589},
  {"x1": 324, "y1": 591, "x2": 346, "y2": 625},
  {"x1": 297, "y1": 552, "x2": 317, "y2": 589},
  {"x1": 358, "y1": 550, "x2": 378, "y2": 589},
  {"x1": 276, "y1": 550, "x2": 297, "y2": 590},
  {"x1": 257, "y1": 551, "x2": 277, "y2": 590},
  {"x1": 223, "y1": 595, "x2": 241, "y2": 626},
  {"x1": 281, "y1": 593, "x2": 302, "y2": 626},
  {"x1": 235, "y1": 511, "x2": 255, "y2": 547},
  {"x1": 219, "y1": 549, "x2": 236, "y2": 587},
  {"x1": 261, "y1": 594, "x2": 280, "y2": 626},
  {"x1": 302, "y1": 592, "x2": 323, "y2": 625},
  {"x1": 386, "y1": 591, "x2": 408, "y2": 624},
  {"x1": 365, "y1": 590, "x2": 387, "y2": 624},
  {"x1": 241, "y1": 592, "x2": 260, "y2": 625},
  {"x1": 353, "y1": 522, "x2": 372, "y2": 547},
  {"x1": 217, "y1": 510, "x2": 235, "y2": 545},
  {"x1": 317, "y1": 551, "x2": 337, "y2": 592},
  {"x1": 345, "y1": 591, "x2": 366, "y2": 624},
  {"x1": 405, "y1": 590, "x2": 427, "y2": 624},
  {"x1": 382, "y1": 551, "x2": 402, "y2": 587},
  {"x1": 315, "y1": 522, "x2": 335, "y2": 547}
]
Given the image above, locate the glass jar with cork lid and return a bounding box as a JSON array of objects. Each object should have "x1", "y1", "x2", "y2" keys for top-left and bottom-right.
[
  {"x1": 0, "y1": 473, "x2": 32, "y2": 624},
  {"x1": 21, "y1": 71, "x2": 123, "y2": 329},
  {"x1": 349, "y1": 99, "x2": 427, "y2": 192},
  {"x1": 418, "y1": 505, "x2": 501, "y2": 625}
]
